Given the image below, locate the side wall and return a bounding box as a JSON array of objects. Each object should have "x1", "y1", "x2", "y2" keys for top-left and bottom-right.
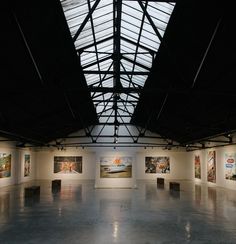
[
  {"x1": 0, "y1": 143, "x2": 35, "y2": 188},
  {"x1": 191, "y1": 145, "x2": 236, "y2": 190}
]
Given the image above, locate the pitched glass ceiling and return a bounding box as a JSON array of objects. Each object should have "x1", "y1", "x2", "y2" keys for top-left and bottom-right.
[{"x1": 60, "y1": 0, "x2": 175, "y2": 125}]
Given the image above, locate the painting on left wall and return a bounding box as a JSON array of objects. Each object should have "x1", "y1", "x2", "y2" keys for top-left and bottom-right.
[
  {"x1": 54, "y1": 156, "x2": 82, "y2": 174},
  {"x1": 24, "y1": 154, "x2": 31, "y2": 177},
  {"x1": 0, "y1": 153, "x2": 11, "y2": 178}
]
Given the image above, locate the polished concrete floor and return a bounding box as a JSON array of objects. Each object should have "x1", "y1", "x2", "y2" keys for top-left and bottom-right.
[{"x1": 1, "y1": 180, "x2": 236, "y2": 244}]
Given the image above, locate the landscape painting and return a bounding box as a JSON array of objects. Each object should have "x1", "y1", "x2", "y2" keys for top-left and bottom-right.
[
  {"x1": 145, "y1": 156, "x2": 170, "y2": 173},
  {"x1": 0, "y1": 153, "x2": 11, "y2": 178},
  {"x1": 24, "y1": 154, "x2": 30, "y2": 177},
  {"x1": 54, "y1": 156, "x2": 82, "y2": 174},
  {"x1": 225, "y1": 153, "x2": 236, "y2": 181},
  {"x1": 207, "y1": 151, "x2": 216, "y2": 183},
  {"x1": 100, "y1": 156, "x2": 132, "y2": 178},
  {"x1": 194, "y1": 155, "x2": 201, "y2": 179}
]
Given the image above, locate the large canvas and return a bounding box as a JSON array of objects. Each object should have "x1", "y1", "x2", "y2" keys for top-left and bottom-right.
[
  {"x1": 207, "y1": 151, "x2": 216, "y2": 183},
  {"x1": 145, "y1": 157, "x2": 170, "y2": 174},
  {"x1": 54, "y1": 156, "x2": 82, "y2": 174},
  {"x1": 100, "y1": 156, "x2": 132, "y2": 178},
  {"x1": 0, "y1": 153, "x2": 11, "y2": 178},
  {"x1": 225, "y1": 153, "x2": 236, "y2": 181},
  {"x1": 24, "y1": 154, "x2": 30, "y2": 177},
  {"x1": 194, "y1": 155, "x2": 201, "y2": 179}
]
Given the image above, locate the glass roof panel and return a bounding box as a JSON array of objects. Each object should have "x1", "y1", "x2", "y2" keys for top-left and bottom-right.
[{"x1": 60, "y1": 0, "x2": 175, "y2": 125}]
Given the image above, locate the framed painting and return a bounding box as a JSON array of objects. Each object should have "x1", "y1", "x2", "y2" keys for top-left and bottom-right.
[
  {"x1": 145, "y1": 156, "x2": 170, "y2": 174},
  {"x1": 100, "y1": 156, "x2": 132, "y2": 178},
  {"x1": 0, "y1": 153, "x2": 11, "y2": 178},
  {"x1": 54, "y1": 156, "x2": 82, "y2": 174}
]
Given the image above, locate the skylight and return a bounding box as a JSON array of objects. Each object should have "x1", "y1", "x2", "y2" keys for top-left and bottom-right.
[{"x1": 60, "y1": 0, "x2": 175, "y2": 125}]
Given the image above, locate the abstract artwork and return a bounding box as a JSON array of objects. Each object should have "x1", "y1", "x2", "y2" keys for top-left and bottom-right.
[
  {"x1": 225, "y1": 153, "x2": 236, "y2": 181},
  {"x1": 194, "y1": 155, "x2": 201, "y2": 179},
  {"x1": 54, "y1": 156, "x2": 82, "y2": 174},
  {"x1": 0, "y1": 153, "x2": 11, "y2": 178},
  {"x1": 100, "y1": 156, "x2": 132, "y2": 178},
  {"x1": 145, "y1": 156, "x2": 170, "y2": 174},
  {"x1": 24, "y1": 154, "x2": 30, "y2": 177},
  {"x1": 207, "y1": 151, "x2": 216, "y2": 183}
]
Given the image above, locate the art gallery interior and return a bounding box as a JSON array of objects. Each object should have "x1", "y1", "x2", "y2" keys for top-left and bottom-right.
[{"x1": 1, "y1": 0, "x2": 236, "y2": 243}]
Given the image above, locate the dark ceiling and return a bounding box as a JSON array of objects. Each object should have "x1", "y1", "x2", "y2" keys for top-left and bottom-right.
[{"x1": 1, "y1": 0, "x2": 236, "y2": 149}]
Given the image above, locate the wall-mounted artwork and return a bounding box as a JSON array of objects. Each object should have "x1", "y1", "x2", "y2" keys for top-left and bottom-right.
[
  {"x1": 54, "y1": 156, "x2": 82, "y2": 174},
  {"x1": 207, "y1": 151, "x2": 216, "y2": 183},
  {"x1": 24, "y1": 154, "x2": 30, "y2": 177},
  {"x1": 0, "y1": 153, "x2": 11, "y2": 178},
  {"x1": 100, "y1": 156, "x2": 132, "y2": 178},
  {"x1": 145, "y1": 156, "x2": 170, "y2": 174},
  {"x1": 194, "y1": 155, "x2": 201, "y2": 179},
  {"x1": 225, "y1": 153, "x2": 236, "y2": 181}
]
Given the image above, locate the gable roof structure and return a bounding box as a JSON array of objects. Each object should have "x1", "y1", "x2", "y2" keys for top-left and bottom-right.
[{"x1": 1, "y1": 0, "x2": 236, "y2": 150}]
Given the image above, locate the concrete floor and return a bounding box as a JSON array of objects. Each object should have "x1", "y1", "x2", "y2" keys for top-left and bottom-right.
[{"x1": 1, "y1": 180, "x2": 236, "y2": 244}]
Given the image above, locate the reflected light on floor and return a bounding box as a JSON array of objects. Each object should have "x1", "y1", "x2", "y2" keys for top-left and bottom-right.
[
  {"x1": 112, "y1": 221, "x2": 119, "y2": 241},
  {"x1": 185, "y1": 221, "x2": 191, "y2": 240}
]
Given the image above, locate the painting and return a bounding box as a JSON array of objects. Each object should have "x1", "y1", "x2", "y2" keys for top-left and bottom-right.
[
  {"x1": 54, "y1": 156, "x2": 82, "y2": 174},
  {"x1": 100, "y1": 156, "x2": 132, "y2": 178},
  {"x1": 225, "y1": 153, "x2": 236, "y2": 181},
  {"x1": 24, "y1": 154, "x2": 30, "y2": 177},
  {"x1": 0, "y1": 153, "x2": 11, "y2": 178},
  {"x1": 207, "y1": 151, "x2": 216, "y2": 183},
  {"x1": 145, "y1": 156, "x2": 170, "y2": 174},
  {"x1": 194, "y1": 155, "x2": 201, "y2": 179}
]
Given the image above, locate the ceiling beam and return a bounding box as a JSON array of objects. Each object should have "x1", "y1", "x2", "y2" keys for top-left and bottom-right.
[
  {"x1": 83, "y1": 70, "x2": 149, "y2": 75},
  {"x1": 72, "y1": 0, "x2": 101, "y2": 42}
]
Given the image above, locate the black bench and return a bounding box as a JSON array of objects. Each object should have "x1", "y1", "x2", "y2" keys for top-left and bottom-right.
[
  {"x1": 52, "y1": 179, "x2": 61, "y2": 191},
  {"x1": 169, "y1": 182, "x2": 180, "y2": 191},
  {"x1": 157, "y1": 177, "x2": 164, "y2": 185},
  {"x1": 24, "y1": 186, "x2": 40, "y2": 197}
]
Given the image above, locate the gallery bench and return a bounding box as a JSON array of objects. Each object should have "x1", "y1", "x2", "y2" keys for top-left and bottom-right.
[
  {"x1": 24, "y1": 186, "x2": 40, "y2": 197},
  {"x1": 169, "y1": 182, "x2": 180, "y2": 191},
  {"x1": 157, "y1": 177, "x2": 165, "y2": 185},
  {"x1": 157, "y1": 177, "x2": 165, "y2": 187},
  {"x1": 52, "y1": 179, "x2": 61, "y2": 191}
]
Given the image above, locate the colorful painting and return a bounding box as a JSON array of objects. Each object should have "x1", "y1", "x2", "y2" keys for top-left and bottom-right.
[
  {"x1": 145, "y1": 156, "x2": 170, "y2": 174},
  {"x1": 24, "y1": 154, "x2": 30, "y2": 177},
  {"x1": 0, "y1": 153, "x2": 11, "y2": 178},
  {"x1": 54, "y1": 156, "x2": 82, "y2": 174},
  {"x1": 225, "y1": 153, "x2": 236, "y2": 181},
  {"x1": 100, "y1": 156, "x2": 132, "y2": 178},
  {"x1": 207, "y1": 151, "x2": 216, "y2": 183},
  {"x1": 194, "y1": 155, "x2": 201, "y2": 179}
]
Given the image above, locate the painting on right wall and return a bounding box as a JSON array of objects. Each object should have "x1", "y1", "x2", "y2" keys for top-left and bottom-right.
[
  {"x1": 194, "y1": 155, "x2": 201, "y2": 179},
  {"x1": 207, "y1": 151, "x2": 216, "y2": 183},
  {"x1": 225, "y1": 153, "x2": 236, "y2": 181}
]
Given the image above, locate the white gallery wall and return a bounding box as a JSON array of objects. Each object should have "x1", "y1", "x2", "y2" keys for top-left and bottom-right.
[
  {"x1": 35, "y1": 148, "x2": 96, "y2": 180},
  {"x1": 34, "y1": 147, "x2": 192, "y2": 184},
  {"x1": 2, "y1": 139, "x2": 236, "y2": 192},
  {"x1": 0, "y1": 142, "x2": 35, "y2": 188},
  {"x1": 136, "y1": 149, "x2": 192, "y2": 180},
  {"x1": 191, "y1": 145, "x2": 236, "y2": 190}
]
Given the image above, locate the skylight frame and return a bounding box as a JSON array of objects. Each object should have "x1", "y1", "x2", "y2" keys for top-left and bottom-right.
[{"x1": 60, "y1": 0, "x2": 175, "y2": 134}]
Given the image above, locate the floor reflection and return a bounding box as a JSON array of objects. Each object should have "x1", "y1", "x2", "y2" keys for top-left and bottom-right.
[
  {"x1": 0, "y1": 194, "x2": 10, "y2": 221},
  {"x1": 0, "y1": 180, "x2": 236, "y2": 244},
  {"x1": 194, "y1": 184, "x2": 201, "y2": 206}
]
